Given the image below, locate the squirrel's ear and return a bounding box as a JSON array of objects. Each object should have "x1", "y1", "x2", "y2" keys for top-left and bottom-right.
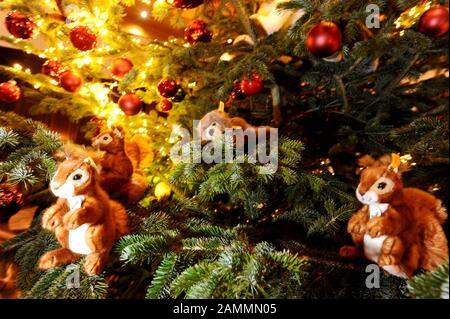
[
  {"x1": 357, "y1": 155, "x2": 376, "y2": 168},
  {"x1": 53, "y1": 149, "x2": 67, "y2": 161},
  {"x1": 379, "y1": 154, "x2": 393, "y2": 167},
  {"x1": 113, "y1": 126, "x2": 124, "y2": 138},
  {"x1": 83, "y1": 157, "x2": 101, "y2": 173},
  {"x1": 387, "y1": 153, "x2": 410, "y2": 174}
]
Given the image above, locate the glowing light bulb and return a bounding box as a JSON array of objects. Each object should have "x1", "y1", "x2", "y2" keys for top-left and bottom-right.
[{"x1": 140, "y1": 11, "x2": 149, "y2": 19}]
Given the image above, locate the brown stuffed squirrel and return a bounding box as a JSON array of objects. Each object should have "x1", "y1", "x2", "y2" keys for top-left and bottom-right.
[
  {"x1": 39, "y1": 154, "x2": 129, "y2": 275},
  {"x1": 92, "y1": 126, "x2": 147, "y2": 203},
  {"x1": 197, "y1": 110, "x2": 271, "y2": 148},
  {"x1": 340, "y1": 154, "x2": 448, "y2": 278}
]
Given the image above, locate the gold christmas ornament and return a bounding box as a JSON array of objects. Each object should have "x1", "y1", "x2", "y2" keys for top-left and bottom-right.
[
  {"x1": 394, "y1": 1, "x2": 431, "y2": 30},
  {"x1": 154, "y1": 182, "x2": 171, "y2": 201}
]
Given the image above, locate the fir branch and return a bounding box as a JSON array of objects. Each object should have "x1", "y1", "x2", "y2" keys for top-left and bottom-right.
[{"x1": 408, "y1": 261, "x2": 449, "y2": 299}]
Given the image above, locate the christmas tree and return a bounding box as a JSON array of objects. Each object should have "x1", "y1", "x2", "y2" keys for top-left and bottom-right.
[{"x1": 0, "y1": 0, "x2": 449, "y2": 299}]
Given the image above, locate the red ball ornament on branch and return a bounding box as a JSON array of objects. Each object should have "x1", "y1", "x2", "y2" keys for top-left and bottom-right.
[
  {"x1": 119, "y1": 93, "x2": 142, "y2": 116},
  {"x1": 184, "y1": 20, "x2": 213, "y2": 45},
  {"x1": 157, "y1": 78, "x2": 178, "y2": 98},
  {"x1": 418, "y1": 6, "x2": 449, "y2": 38},
  {"x1": 0, "y1": 81, "x2": 21, "y2": 103},
  {"x1": 0, "y1": 185, "x2": 24, "y2": 222},
  {"x1": 60, "y1": 71, "x2": 83, "y2": 93},
  {"x1": 306, "y1": 21, "x2": 342, "y2": 58},
  {"x1": 240, "y1": 73, "x2": 264, "y2": 96},
  {"x1": 111, "y1": 57, "x2": 133, "y2": 78},
  {"x1": 159, "y1": 99, "x2": 173, "y2": 112},
  {"x1": 5, "y1": 11, "x2": 37, "y2": 40},
  {"x1": 166, "y1": 0, "x2": 204, "y2": 9},
  {"x1": 41, "y1": 59, "x2": 66, "y2": 80},
  {"x1": 70, "y1": 26, "x2": 97, "y2": 51}
]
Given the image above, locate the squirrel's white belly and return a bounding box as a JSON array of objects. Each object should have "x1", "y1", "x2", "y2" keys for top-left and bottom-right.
[
  {"x1": 363, "y1": 234, "x2": 387, "y2": 263},
  {"x1": 66, "y1": 195, "x2": 91, "y2": 255},
  {"x1": 68, "y1": 224, "x2": 92, "y2": 255},
  {"x1": 363, "y1": 203, "x2": 390, "y2": 262}
]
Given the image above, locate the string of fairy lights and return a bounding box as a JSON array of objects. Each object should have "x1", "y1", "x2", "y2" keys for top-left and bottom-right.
[{"x1": 3, "y1": 1, "x2": 191, "y2": 140}]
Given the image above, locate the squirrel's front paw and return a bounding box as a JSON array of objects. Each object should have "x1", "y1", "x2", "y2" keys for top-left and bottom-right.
[
  {"x1": 366, "y1": 218, "x2": 391, "y2": 237},
  {"x1": 42, "y1": 209, "x2": 61, "y2": 230},
  {"x1": 63, "y1": 210, "x2": 84, "y2": 229},
  {"x1": 348, "y1": 221, "x2": 365, "y2": 235}
]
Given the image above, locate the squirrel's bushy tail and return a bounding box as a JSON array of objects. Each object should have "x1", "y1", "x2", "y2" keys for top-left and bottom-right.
[
  {"x1": 421, "y1": 201, "x2": 448, "y2": 271},
  {"x1": 125, "y1": 135, "x2": 154, "y2": 170},
  {"x1": 120, "y1": 169, "x2": 147, "y2": 204},
  {"x1": 434, "y1": 200, "x2": 448, "y2": 224},
  {"x1": 110, "y1": 200, "x2": 129, "y2": 239}
]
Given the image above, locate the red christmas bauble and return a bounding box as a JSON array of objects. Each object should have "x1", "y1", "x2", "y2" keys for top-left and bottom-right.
[
  {"x1": 240, "y1": 73, "x2": 264, "y2": 96},
  {"x1": 166, "y1": 0, "x2": 204, "y2": 9},
  {"x1": 418, "y1": 6, "x2": 449, "y2": 38},
  {"x1": 157, "y1": 79, "x2": 178, "y2": 98},
  {"x1": 60, "y1": 71, "x2": 83, "y2": 93},
  {"x1": 119, "y1": 93, "x2": 142, "y2": 116},
  {"x1": 184, "y1": 20, "x2": 213, "y2": 45},
  {"x1": 231, "y1": 80, "x2": 246, "y2": 100},
  {"x1": 5, "y1": 11, "x2": 37, "y2": 40},
  {"x1": 159, "y1": 99, "x2": 173, "y2": 112},
  {"x1": 111, "y1": 57, "x2": 133, "y2": 78},
  {"x1": 70, "y1": 26, "x2": 97, "y2": 51},
  {"x1": 0, "y1": 185, "x2": 23, "y2": 222},
  {"x1": 306, "y1": 22, "x2": 342, "y2": 58},
  {"x1": 41, "y1": 59, "x2": 66, "y2": 79},
  {"x1": 0, "y1": 81, "x2": 21, "y2": 103}
]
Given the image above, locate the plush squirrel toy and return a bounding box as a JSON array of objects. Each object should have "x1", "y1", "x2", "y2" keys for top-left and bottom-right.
[
  {"x1": 39, "y1": 153, "x2": 129, "y2": 275},
  {"x1": 197, "y1": 106, "x2": 271, "y2": 148},
  {"x1": 92, "y1": 126, "x2": 148, "y2": 203},
  {"x1": 340, "y1": 154, "x2": 448, "y2": 278}
]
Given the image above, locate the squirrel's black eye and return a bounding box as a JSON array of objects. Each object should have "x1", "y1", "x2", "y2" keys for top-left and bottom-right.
[
  {"x1": 103, "y1": 136, "x2": 109, "y2": 140},
  {"x1": 73, "y1": 174, "x2": 82, "y2": 181},
  {"x1": 377, "y1": 182, "x2": 387, "y2": 190},
  {"x1": 211, "y1": 122, "x2": 216, "y2": 126}
]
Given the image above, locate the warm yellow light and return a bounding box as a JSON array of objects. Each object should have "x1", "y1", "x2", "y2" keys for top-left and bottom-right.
[
  {"x1": 13, "y1": 63, "x2": 23, "y2": 70},
  {"x1": 140, "y1": 11, "x2": 149, "y2": 19},
  {"x1": 73, "y1": 56, "x2": 92, "y2": 67},
  {"x1": 89, "y1": 83, "x2": 111, "y2": 106},
  {"x1": 400, "y1": 154, "x2": 413, "y2": 164}
]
